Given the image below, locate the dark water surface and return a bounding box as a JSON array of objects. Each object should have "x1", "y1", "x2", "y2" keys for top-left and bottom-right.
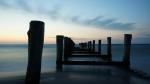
[{"x1": 0, "y1": 44, "x2": 150, "y2": 77}]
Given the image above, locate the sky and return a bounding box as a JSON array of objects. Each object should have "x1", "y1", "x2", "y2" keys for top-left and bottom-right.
[{"x1": 0, "y1": 0, "x2": 150, "y2": 44}]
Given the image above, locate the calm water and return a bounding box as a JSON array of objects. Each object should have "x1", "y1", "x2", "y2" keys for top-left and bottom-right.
[{"x1": 0, "y1": 44, "x2": 150, "y2": 77}]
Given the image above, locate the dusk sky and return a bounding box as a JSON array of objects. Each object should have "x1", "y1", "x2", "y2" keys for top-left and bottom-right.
[{"x1": 0, "y1": 0, "x2": 150, "y2": 44}]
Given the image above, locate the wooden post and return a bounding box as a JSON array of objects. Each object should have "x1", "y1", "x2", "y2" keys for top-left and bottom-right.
[
  {"x1": 56, "y1": 35, "x2": 64, "y2": 70},
  {"x1": 80, "y1": 42, "x2": 87, "y2": 50},
  {"x1": 107, "y1": 37, "x2": 112, "y2": 61},
  {"x1": 123, "y1": 34, "x2": 132, "y2": 66},
  {"x1": 85, "y1": 42, "x2": 88, "y2": 49},
  {"x1": 89, "y1": 41, "x2": 92, "y2": 51},
  {"x1": 26, "y1": 21, "x2": 44, "y2": 84},
  {"x1": 88, "y1": 41, "x2": 90, "y2": 50},
  {"x1": 80, "y1": 43, "x2": 83, "y2": 49},
  {"x1": 68, "y1": 38, "x2": 74, "y2": 55},
  {"x1": 79, "y1": 43, "x2": 81, "y2": 49},
  {"x1": 98, "y1": 40, "x2": 101, "y2": 55},
  {"x1": 92, "y1": 40, "x2": 95, "y2": 52},
  {"x1": 64, "y1": 37, "x2": 70, "y2": 60}
]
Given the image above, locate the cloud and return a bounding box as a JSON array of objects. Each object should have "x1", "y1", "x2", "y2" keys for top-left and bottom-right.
[
  {"x1": 0, "y1": 0, "x2": 31, "y2": 12},
  {"x1": 16, "y1": 0, "x2": 32, "y2": 12},
  {"x1": 67, "y1": 16, "x2": 135, "y2": 30},
  {"x1": 0, "y1": 0, "x2": 135, "y2": 31},
  {"x1": 107, "y1": 22, "x2": 135, "y2": 30},
  {"x1": 43, "y1": 6, "x2": 61, "y2": 20},
  {"x1": 0, "y1": 0, "x2": 11, "y2": 9},
  {"x1": 0, "y1": 0, "x2": 60, "y2": 20}
]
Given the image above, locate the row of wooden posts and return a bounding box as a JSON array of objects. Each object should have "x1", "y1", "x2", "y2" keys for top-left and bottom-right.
[
  {"x1": 77, "y1": 35, "x2": 132, "y2": 64},
  {"x1": 78, "y1": 37, "x2": 112, "y2": 61},
  {"x1": 56, "y1": 35, "x2": 75, "y2": 69},
  {"x1": 56, "y1": 34, "x2": 132, "y2": 67},
  {"x1": 25, "y1": 20, "x2": 132, "y2": 84}
]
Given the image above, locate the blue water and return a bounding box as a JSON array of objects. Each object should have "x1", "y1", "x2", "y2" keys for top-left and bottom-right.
[{"x1": 0, "y1": 44, "x2": 150, "y2": 77}]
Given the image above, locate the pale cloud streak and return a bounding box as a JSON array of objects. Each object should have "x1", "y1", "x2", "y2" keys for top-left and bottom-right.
[{"x1": 0, "y1": 0, "x2": 135, "y2": 31}]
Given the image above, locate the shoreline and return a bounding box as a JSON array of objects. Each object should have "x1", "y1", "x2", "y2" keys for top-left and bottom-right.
[{"x1": 0, "y1": 65, "x2": 150, "y2": 84}]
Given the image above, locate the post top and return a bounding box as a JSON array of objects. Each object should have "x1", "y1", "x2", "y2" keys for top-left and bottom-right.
[
  {"x1": 125, "y1": 34, "x2": 132, "y2": 36},
  {"x1": 56, "y1": 35, "x2": 64, "y2": 37},
  {"x1": 124, "y1": 34, "x2": 132, "y2": 38},
  {"x1": 30, "y1": 20, "x2": 44, "y2": 25}
]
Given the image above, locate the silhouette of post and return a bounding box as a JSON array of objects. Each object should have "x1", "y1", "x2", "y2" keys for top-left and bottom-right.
[
  {"x1": 80, "y1": 42, "x2": 87, "y2": 50},
  {"x1": 107, "y1": 37, "x2": 112, "y2": 61},
  {"x1": 85, "y1": 42, "x2": 88, "y2": 49},
  {"x1": 68, "y1": 38, "x2": 74, "y2": 55},
  {"x1": 98, "y1": 40, "x2": 101, "y2": 56},
  {"x1": 56, "y1": 35, "x2": 64, "y2": 70},
  {"x1": 92, "y1": 40, "x2": 95, "y2": 52},
  {"x1": 64, "y1": 37, "x2": 70, "y2": 60},
  {"x1": 85, "y1": 42, "x2": 87, "y2": 49},
  {"x1": 79, "y1": 43, "x2": 81, "y2": 49},
  {"x1": 89, "y1": 41, "x2": 92, "y2": 51},
  {"x1": 26, "y1": 21, "x2": 44, "y2": 84},
  {"x1": 87, "y1": 41, "x2": 90, "y2": 50},
  {"x1": 123, "y1": 34, "x2": 132, "y2": 67},
  {"x1": 79, "y1": 43, "x2": 83, "y2": 49}
]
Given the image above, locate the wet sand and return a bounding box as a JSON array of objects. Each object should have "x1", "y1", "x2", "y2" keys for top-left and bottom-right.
[{"x1": 0, "y1": 65, "x2": 150, "y2": 84}]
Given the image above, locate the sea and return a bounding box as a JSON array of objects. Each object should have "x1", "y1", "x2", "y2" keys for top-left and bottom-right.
[{"x1": 0, "y1": 44, "x2": 150, "y2": 78}]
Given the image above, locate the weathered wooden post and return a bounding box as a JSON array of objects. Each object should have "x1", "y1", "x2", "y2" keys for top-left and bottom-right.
[
  {"x1": 88, "y1": 41, "x2": 90, "y2": 50},
  {"x1": 98, "y1": 40, "x2": 101, "y2": 56},
  {"x1": 56, "y1": 35, "x2": 64, "y2": 70},
  {"x1": 80, "y1": 42, "x2": 87, "y2": 50},
  {"x1": 85, "y1": 42, "x2": 88, "y2": 49},
  {"x1": 26, "y1": 21, "x2": 44, "y2": 84},
  {"x1": 107, "y1": 37, "x2": 112, "y2": 61},
  {"x1": 71, "y1": 38, "x2": 75, "y2": 49},
  {"x1": 80, "y1": 43, "x2": 83, "y2": 49},
  {"x1": 92, "y1": 40, "x2": 95, "y2": 52},
  {"x1": 89, "y1": 41, "x2": 92, "y2": 51},
  {"x1": 68, "y1": 38, "x2": 74, "y2": 55},
  {"x1": 64, "y1": 37, "x2": 70, "y2": 60},
  {"x1": 79, "y1": 43, "x2": 81, "y2": 49},
  {"x1": 123, "y1": 34, "x2": 132, "y2": 67},
  {"x1": 86, "y1": 42, "x2": 88, "y2": 49}
]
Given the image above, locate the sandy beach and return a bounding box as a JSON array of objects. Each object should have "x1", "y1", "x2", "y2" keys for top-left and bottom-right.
[{"x1": 0, "y1": 65, "x2": 150, "y2": 84}]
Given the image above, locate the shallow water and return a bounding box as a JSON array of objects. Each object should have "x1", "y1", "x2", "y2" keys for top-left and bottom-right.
[{"x1": 0, "y1": 44, "x2": 150, "y2": 77}]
